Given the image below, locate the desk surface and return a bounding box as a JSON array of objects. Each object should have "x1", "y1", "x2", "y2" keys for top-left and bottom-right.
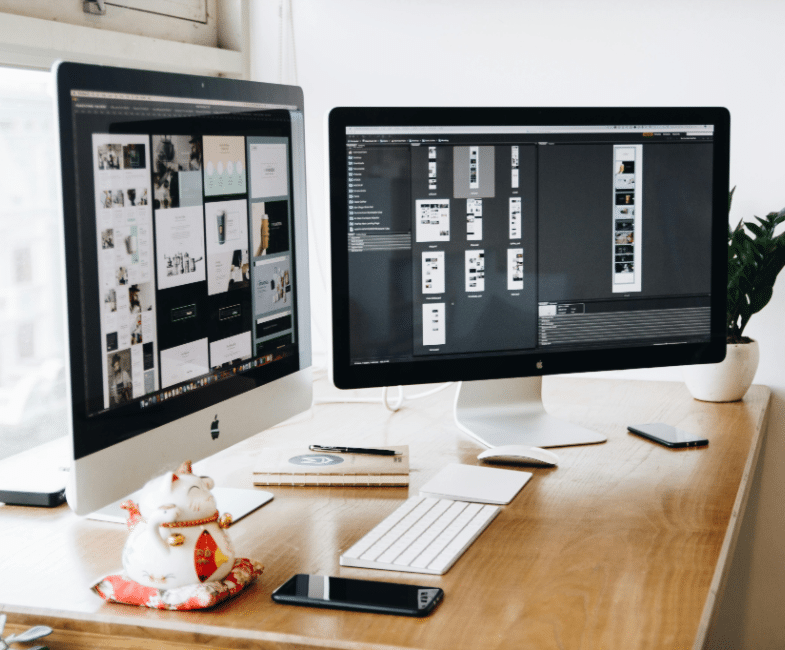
[{"x1": 0, "y1": 377, "x2": 771, "y2": 650}]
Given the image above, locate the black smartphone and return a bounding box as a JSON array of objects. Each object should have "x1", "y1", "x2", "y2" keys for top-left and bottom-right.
[
  {"x1": 271, "y1": 574, "x2": 443, "y2": 617},
  {"x1": 628, "y1": 423, "x2": 709, "y2": 448}
]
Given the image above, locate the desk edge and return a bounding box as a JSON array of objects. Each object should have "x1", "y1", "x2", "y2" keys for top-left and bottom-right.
[{"x1": 691, "y1": 385, "x2": 772, "y2": 650}]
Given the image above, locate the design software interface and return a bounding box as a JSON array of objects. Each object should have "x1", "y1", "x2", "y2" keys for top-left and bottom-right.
[
  {"x1": 69, "y1": 90, "x2": 301, "y2": 443},
  {"x1": 344, "y1": 124, "x2": 715, "y2": 365}
]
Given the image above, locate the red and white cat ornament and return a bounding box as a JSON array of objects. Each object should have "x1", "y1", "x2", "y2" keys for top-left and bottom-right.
[{"x1": 92, "y1": 461, "x2": 263, "y2": 610}]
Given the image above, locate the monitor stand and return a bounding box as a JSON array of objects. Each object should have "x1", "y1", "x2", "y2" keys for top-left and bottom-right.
[
  {"x1": 88, "y1": 487, "x2": 274, "y2": 525},
  {"x1": 86, "y1": 458, "x2": 273, "y2": 525},
  {"x1": 454, "y1": 377, "x2": 607, "y2": 448}
]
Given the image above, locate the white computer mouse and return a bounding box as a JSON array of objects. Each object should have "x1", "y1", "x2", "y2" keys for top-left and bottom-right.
[{"x1": 477, "y1": 445, "x2": 559, "y2": 467}]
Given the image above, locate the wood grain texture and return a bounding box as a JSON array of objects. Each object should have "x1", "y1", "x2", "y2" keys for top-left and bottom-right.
[{"x1": 0, "y1": 378, "x2": 770, "y2": 650}]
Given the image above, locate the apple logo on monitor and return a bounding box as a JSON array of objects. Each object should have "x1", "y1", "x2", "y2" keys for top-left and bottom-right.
[{"x1": 211, "y1": 415, "x2": 220, "y2": 440}]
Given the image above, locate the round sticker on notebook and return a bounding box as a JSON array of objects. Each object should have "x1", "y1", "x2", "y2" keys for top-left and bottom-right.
[{"x1": 288, "y1": 454, "x2": 345, "y2": 466}]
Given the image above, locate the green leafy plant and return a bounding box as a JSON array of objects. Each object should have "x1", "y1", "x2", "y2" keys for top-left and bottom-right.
[{"x1": 727, "y1": 187, "x2": 785, "y2": 343}]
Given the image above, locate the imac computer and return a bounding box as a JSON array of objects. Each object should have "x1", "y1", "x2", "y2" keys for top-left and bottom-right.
[
  {"x1": 328, "y1": 107, "x2": 729, "y2": 448},
  {"x1": 55, "y1": 62, "x2": 312, "y2": 516}
]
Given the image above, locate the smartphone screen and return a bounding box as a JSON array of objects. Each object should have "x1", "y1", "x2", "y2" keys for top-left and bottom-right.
[
  {"x1": 272, "y1": 574, "x2": 443, "y2": 617},
  {"x1": 628, "y1": 423, "x2": 708, "y2": 448}
]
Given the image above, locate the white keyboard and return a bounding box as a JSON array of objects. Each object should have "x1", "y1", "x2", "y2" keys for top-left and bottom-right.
[{"x1": 340, "y1": 496, "x2": 500, "y2": 575}]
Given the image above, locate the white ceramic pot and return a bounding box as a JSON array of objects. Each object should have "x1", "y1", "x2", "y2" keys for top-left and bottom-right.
[{"x1": 683, "y1": 340, "x2": 760, "y2": 402}]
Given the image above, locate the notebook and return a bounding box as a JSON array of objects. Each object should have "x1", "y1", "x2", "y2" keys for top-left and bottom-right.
[{"x1": 252, "y1": 446, "x2": 409, "y2": 486}]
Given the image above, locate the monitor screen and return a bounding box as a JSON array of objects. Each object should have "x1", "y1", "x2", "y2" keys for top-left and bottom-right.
[
  {"x1": 56, "y1": 63, "x2": 311, "y2": 514},
  {"x1": 329, "y1": 108, "x2": 729, "y2": 389}
]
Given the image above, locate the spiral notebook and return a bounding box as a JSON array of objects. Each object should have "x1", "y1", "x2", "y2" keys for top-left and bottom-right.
[{"x1": 252, "y1": 446, "x2": 409, "y2": 486}]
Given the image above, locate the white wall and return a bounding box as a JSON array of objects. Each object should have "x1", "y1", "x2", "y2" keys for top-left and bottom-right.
[{"x1": 251, "y1": 1, "x2": 785, "y2": 645}]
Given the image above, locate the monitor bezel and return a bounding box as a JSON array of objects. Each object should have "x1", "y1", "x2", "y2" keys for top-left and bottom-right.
[
  {"x1": 55, "y1": 61, "x2": 310, "y2": 459},
  {"x1": 328, "y1": 106, "x2": 730, "y2": 389}
]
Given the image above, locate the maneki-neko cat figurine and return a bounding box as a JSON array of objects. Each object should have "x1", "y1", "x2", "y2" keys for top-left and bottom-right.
[{"x1": 121, "y1": 461, "x2": 235, "y2": 590}]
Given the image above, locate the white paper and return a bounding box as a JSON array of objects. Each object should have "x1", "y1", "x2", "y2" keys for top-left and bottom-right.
[
  {"x1": 422, "y1": 251, "x2": 445, "y2": 294},
  {"x1": 92, "y1": 133, "x2": 157, "y2": 408},
  {"x1": 160, "y1": 339, "x2": 209, "y2": 388},
  {"x1": 204, "y1": 199, "x2": 250, "y2": 296},
  {"x1": 249, "y1": 142, "x2": 289, "y2": 199},
  {"x1": 509, "y1": 197, "x2": 521, "y2": 239},
  {"x1": 612, "y1": 144, "x2": 643, "y2": 293},
  {"x1": 422, "y1": 303, "x2": 445, "y2": 346},
  {"x1": 467, "y1": 198, "x2": 483, "y2": 241},
  {"x1": 210, "y1": 331, "x2": 252, "y2": 369},
  {"x1": 465, "y1": 250, "x2": 485, "y2": 292},
  {"x1": 254, "y1": 255, "x2": 292, "y2": 315},
  {"x1": 154, "y1": 205, "x2": 207, "y2": 290},
  {"x1": 469, "y1": 146, "x2": 479, "y2": 189},
  {"x1": 508, "y1": 248, "x2": 523, "y2": 290},
  {"x1": 416, "y1": 199, "x2": 450, "y2": 242}
]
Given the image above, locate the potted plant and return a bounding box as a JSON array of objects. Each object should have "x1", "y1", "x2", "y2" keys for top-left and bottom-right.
[{"x1": 684, "y1": 188, "x2": 785, "y2": 401}]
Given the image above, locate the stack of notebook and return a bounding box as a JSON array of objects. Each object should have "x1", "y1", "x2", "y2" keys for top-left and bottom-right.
[{"x1": 252, "y1": 446, "x2": 409, "y2": 487}]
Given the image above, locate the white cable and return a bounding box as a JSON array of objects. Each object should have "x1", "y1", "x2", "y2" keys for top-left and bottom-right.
[
  {"x1": 273, "y1": 0, "x2": 330, "y2": 370},
  {"x1": 313, "y1": 383, "x2": 454, "y2": 410},
  {"x1": 276, "y1": 4, "x2": 445, "y2": 403},
  {"x1": 283, "y1": 0, "x2": 330, "y2": 371},
  {"x1": 407, "y1": 383, "x2": 454, "y2": 399},
  {"x1": 277, "y1": 0, "x2": 284, "y2": 83},
  {"x1": 288, "y1": 0, "x2": 299, "y2": 83},
  {"x1": 382, "y1": 386, "x2": 404, "y2": 412}
]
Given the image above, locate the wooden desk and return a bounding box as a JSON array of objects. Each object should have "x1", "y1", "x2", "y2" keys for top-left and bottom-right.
[{"x1": 0, "y1": 377, "x2": 770, "y2": 650}]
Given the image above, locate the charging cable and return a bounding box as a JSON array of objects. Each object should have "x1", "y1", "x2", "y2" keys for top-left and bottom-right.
[{"x1": 314, "y1": 383, "x2": 454, "y2": 412}]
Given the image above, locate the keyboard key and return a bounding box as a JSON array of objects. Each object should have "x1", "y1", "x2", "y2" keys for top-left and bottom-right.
[
  {"x1": 359, "y1": 498, "x2": 439, "y2": 561},
  {"x1": 343, "y1": 497, "x2": 425, "y2": 559},
  {"x1": 376, "y1": 498, "x2": 455, "y2": 564},
  {"x1": 427, "y1": 505, "x2": 499, "y2": 573}
]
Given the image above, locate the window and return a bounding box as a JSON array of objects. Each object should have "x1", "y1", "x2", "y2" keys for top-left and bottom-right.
[
  {"x1": 0, "y1": 66, "x2": 66, "y2": 459},
  {"x1": 0, "y1": 2, "x2": 251, "y2": 461},
  {"x1": 13, "y1": 248, "x2": 32, "y2": 284},
  {"x1": 0, "y1": 2, "x2": 247, "y2": 78}
]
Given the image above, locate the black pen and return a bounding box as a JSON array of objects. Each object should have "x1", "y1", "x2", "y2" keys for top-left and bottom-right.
[{"x1": 309, "y1": 445, "x2": 399, "y2": 456}]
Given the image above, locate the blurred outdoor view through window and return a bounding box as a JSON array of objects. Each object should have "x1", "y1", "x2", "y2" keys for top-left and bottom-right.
[{"x1": 0, "y1": 66, "x2": 68, "y2": 461}]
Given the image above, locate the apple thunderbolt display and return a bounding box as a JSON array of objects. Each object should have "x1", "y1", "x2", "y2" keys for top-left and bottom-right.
[
  {"x1": 55, "y1": 62, "x2": 311, "y2": 515},
  {"x1": 329, "y1": 108, "x2": 730, "y2": 448}
]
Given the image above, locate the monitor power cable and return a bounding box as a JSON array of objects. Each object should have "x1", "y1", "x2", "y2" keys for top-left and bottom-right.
[{"x1": 313, "y1": 383, "x2": 454, "y2": 412}]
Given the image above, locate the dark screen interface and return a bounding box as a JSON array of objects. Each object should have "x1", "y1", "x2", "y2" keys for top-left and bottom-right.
[
  {"x1": 69, "y1": 90, "x2": 300, "y2": 416},
  {"x1": 343, "y1": 124, "x2": 714, "y2": 366}
]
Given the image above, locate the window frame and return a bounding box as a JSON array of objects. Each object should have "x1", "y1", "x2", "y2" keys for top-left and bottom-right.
[{"x1": 0, "y1": 1, "x2": 249, "y2": 79}]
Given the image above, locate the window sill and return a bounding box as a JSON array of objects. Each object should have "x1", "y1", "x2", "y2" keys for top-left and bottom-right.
[{"x1": 0, "y1": 12, "x2": 243, "y2": 77}]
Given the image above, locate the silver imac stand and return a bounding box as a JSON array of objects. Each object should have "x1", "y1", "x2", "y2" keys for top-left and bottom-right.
[{"x1": 453, "y1": 377, "x2": 607, "y2": 448}]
